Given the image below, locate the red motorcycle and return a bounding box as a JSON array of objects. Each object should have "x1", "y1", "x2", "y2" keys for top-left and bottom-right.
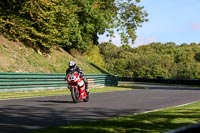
[{"x1": 66, "y1": 71, "x2": 89, "y2": 103}]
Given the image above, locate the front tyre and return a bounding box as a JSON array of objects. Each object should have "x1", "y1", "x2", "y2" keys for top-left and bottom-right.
[{"x1": 71, "y1": 87, "x2": 79, "y2": 103}]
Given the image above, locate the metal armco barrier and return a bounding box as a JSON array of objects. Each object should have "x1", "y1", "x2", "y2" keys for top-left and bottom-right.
[
  {"x1": 0, "y1": 72, "x2": 118, "y2": 92},
  {"x1": 118, "y1": 77, "x2": 200, "y2": 85}
]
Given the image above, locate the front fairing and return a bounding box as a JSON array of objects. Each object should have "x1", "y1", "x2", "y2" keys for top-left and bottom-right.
[{"x1": 66, "y1": 72, "x2": 80, "y2": 83}]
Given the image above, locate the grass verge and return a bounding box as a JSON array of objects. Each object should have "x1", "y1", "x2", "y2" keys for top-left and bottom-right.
[
  {"x1": 0, "y1": 86, "x2": 132, "y2": 100},
  {"x1": 32, "y1": 101, "x2": 200, "y2": 133}
]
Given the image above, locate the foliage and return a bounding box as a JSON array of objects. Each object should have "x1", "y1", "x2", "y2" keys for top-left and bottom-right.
[
  {"x1": 84, "y1": 44, "x2": 105, "y2": 68},
  {"x1": 99, "y1": 42, "x2": 200, "y2": 79},
  {"x1": 114, "y1": 0, "x2": 148, "y2": 44},
  {"x1": 0, "y1": 0, "x2": 147, "y2": 52}
]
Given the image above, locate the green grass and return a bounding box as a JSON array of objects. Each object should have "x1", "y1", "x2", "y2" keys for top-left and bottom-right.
[
  {"x1": 32, "y1": 101, "x2": 200, "y2": 133},
  {"x1": 0, "y1": 36, "x2": 103, "y2": 74},
  {"x1": 0, "y1": 86, "x2": 132, "y2": 100}
]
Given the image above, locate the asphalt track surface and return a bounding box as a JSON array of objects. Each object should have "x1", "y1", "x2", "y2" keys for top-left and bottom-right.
[{"x1": 0, "y1": 84, "x2": 200, "y2": 133}]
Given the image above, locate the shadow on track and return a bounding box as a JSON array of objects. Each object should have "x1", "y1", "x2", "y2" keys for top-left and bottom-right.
[{"x1": 36, "y1": 100, "x2": 74, "y2": 104}]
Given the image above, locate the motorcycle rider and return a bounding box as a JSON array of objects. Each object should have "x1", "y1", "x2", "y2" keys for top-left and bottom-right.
[{"x1": 66, "y1": 60, "x2": 89, "y2": 93}]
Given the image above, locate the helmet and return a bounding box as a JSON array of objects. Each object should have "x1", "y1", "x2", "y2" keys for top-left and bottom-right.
[{"x1": 69, "y1": 61, "x2": 76, "y2": 69}]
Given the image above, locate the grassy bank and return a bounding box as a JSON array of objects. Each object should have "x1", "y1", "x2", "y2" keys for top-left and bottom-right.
[{"x1": 0, "y1": 35, "x2": 102, "y2": 74}]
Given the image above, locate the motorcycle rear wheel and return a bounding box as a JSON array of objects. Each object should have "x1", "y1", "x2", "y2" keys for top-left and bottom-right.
[{"x1": 83, "y1": 92, "x2": 89, "y2": 102}]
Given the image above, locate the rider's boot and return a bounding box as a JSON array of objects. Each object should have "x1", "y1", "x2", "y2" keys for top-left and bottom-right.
[{"x1": 85, "y1": 81, "x2": 89, "y2": 93}]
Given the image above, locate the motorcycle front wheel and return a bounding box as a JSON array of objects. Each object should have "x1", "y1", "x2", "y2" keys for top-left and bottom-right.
[{"x1": 71, "y1": 87, "x2": 79, "y2": 103}]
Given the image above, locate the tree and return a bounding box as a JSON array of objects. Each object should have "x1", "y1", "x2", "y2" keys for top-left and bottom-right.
[
  {"x1": 107, "y1": 0, "x2": 148, "y2": 45},
  {"x1": 84, "y1": 44, "x2": 105, "y2": 67},
  {"x1": 0, "y1": 0, "x2": 147, "y2": 52}
]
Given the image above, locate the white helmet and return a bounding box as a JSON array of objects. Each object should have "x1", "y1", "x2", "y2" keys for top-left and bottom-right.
[{"x1": 69, "y1": 61, "x2": 76, "y2": 69}]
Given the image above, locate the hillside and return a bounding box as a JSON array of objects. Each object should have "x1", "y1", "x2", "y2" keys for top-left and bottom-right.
[{"x1": 0, "y1": 35, "x2": 103, "y2": 74}]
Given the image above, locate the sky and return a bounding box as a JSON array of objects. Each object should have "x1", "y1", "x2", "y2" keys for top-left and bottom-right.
[{"x1": 98, "y1": 0, "x2": 200, "y2": 47}]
